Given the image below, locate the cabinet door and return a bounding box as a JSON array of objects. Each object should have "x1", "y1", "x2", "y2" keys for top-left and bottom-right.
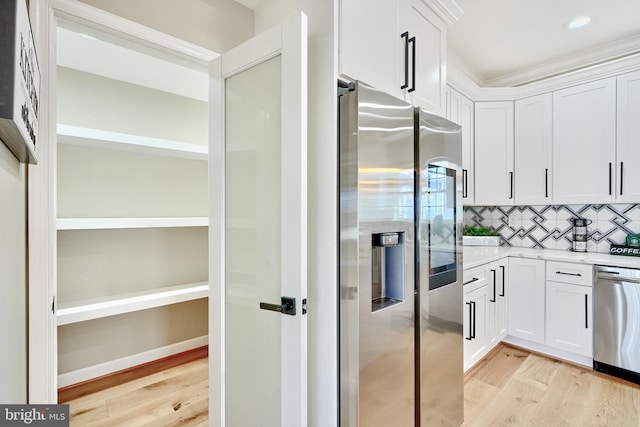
[
  {"x1": 475, "y1": 102, "x2": 514, "y2": 206},
  {"x1": 494, "y1": 260, "x2": 508, "y2": 340},
  {"x1": 464, "y1": 284, "x2": 488, "y2": 371},
  {"x1": 338, "y1": 0, "x2": 402, "y2": 100},
  {"x1": 553, "y1": 78, "x2": 616, "y2": 204},
  {"x1": 402, "y1": 0, "x2": 446, "y2": 116},
  {"x1": 508, "y1": 258, "x2": 545, "y2": 344},
  {"x1": 617, "y1": 70, "x2": 640, "y2": 202},
  {"x1": 461, "y1": 95, "x2": 475, "y2": 205},
  {"x1": 515, "y1": 93, "x2": 552, "y2": 205},
  {"x1": 546, "y1": 282, "x2": 592, "y2": 357}
]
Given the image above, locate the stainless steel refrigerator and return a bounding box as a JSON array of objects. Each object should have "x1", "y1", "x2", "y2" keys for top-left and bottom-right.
[{"x1": 339, "y1": 82, "x2": 463, "y2": 427}]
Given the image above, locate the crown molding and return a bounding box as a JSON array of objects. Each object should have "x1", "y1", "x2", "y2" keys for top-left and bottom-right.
[
  {"x1": 422, "y1": 0, "x2": 464, "y2": 26},
  {"x1": 484, "y1": 32, "x2": 640, "y2": 88}
]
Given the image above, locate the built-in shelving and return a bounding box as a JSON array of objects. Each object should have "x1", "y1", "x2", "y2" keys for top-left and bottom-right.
[
  {"x1": 56, "y1": 217, "x2": 208, "y2": 230},
  {"x1": 57, "y1": 124, "x2": 208, "y2": 160},
  {"x1": 57, "y1": 281, "x2": 209, "y2": 326}
]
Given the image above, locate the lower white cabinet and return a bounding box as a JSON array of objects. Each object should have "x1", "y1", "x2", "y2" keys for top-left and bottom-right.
[
  {"x1": 508, "y1": 257, "x2": 545, "y2": 344},
  {"x1": 545, "y1": 261, "x2": 593, "y2": 357},
  {"x1": 463, "y1": 265, "x2": 488, "y2": 371},
  {"x1": 488, "y1": 259, "x2": 508, "y2": 344}
]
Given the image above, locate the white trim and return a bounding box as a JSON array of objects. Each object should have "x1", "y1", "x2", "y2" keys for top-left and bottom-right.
[
  {"x1": 502, "y1": 336, "x2": 592, "y2": 368},
  {"x1": 422, "y1": 0, "x2": 464, "y2": 25},
  {"x1": 57, "y1": 282, "x2": 209, "y2": 325},
  {"x1": 57, "y1": 335, "x2": 208, "y2": 388},
  {"x1": 57, "y1": 125, "x2": 208, "y2": 160},
  {"x1": 56, "y1": 217, "x2": 208, "y2": 230}
]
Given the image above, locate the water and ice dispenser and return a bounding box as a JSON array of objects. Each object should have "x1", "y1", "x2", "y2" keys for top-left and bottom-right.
[{"x1": 371, "y1": 232, "x2": 405, "y2": 312}]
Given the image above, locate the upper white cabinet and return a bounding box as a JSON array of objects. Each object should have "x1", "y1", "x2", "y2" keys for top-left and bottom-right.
[
  {"x1": 616, "y1": 70, "x2": 640, "y2": 202},
  {"x1": 448, "y1": 87, "x2": 474, "y2": 204},
  {"x1": 552, "y1": 77, "x2": 617, "y2": 204},
  {"x1": 339, "y1": 0, "x2": 447, "y2": 115},
  {"x1": 474, "y1": 102, "x2": 514, "y2": 206},
  {"x1": 514, "y1": 93, "x2": 552, "y2": 205}
]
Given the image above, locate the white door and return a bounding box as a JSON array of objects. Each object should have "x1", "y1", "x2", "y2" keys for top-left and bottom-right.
[{"x1": 209, "y1": 13, "x2": 307, "y2": 427}]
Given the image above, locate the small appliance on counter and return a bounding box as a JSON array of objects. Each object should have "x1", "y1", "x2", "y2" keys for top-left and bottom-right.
[{"x1": 571, "y1": 218, "x2": 591, "y2": 252}]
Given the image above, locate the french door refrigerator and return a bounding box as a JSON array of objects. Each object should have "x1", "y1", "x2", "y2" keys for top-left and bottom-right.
[{"x1": 339, "y1": 82, "x2": 463, "y2": 427}]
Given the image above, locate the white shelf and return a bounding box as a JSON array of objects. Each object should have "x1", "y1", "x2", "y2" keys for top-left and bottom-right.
[
  {"x1": 57, "y1": 281, "x2": 209, "y2": 326},
  {"x1": 57, "y1": 217, "x2": 208, "y2": 230},
  {"x1": 57, "y1": 124, "x2": 208, "y2": 160}
]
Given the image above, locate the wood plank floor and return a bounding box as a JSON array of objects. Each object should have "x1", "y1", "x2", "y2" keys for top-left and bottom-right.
[{"x1": 65, "y1": 344, "x2": 640, "y2": 426}]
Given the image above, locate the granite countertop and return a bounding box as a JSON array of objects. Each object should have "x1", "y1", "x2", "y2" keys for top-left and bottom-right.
[{"x1": 463, "y1": 246, "x2": 640, "y2": 270}]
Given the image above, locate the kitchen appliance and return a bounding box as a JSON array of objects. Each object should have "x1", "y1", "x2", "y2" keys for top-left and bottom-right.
[
  {"x1": 571, "y1": 218, "x2": 592, "y2": 252},
  {"x1": 593, "y1": 265, "x2": 640, "y2": 385},
  {"x1": 339, "y1": 82, "x2": 463, "y2": 426}
]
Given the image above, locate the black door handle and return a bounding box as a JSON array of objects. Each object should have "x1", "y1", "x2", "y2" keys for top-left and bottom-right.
[
  {"x1": 259, "y1": 296, "x2": 296, "y2": 315},
  {"x1": 545, "y1": 168, "x2": 549, "y2": 198},
  {"x1": 490, "y1": 269, "x2": 496, "y2": 302},
  {"x1": 463, "y1": 169, "x2": 468, "y2": 198},
  {"x1": 620, "y1": 161, "x2": 624, "y2": 195},
  {"x1": 499, "y1": 265, "x2": 505, "y2": 297},
  {"x1": 409, "y1": 36, "x2": 416, "y2": 93},
  {"x1": 509, "y1": 172, "x2": 514, "y2": 199},
  {"x1": 466, "y1": 301, "x2": 473, "y2": 341},
  {"x1": 401, "y1": 32, "x2": 409, "y2": 90},
  {"x1": 471, "y1": 301, "x2": 476, "y2": 339}
]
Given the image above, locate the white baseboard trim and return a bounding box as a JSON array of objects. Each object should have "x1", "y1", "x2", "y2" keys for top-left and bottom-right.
[
  {"x1": 57, "y1": 335, "x2": 208, "y2": 388},
  {"x1": 502, "y1": 335, "x2": 593, "y2": 368}
]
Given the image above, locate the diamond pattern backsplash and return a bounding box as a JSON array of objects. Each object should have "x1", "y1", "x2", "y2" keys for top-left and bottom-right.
[{"x1": 464, "y1": 204, "x2": 640, "y2": 253}]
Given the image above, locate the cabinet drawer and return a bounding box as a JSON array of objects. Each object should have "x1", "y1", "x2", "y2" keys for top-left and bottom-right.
[
  {"x1": 464, "y1": 265, "x2": 487, "y2": 292},
  {"x1": 546, "y1": 261, "x2": 593, "y2": 286}
]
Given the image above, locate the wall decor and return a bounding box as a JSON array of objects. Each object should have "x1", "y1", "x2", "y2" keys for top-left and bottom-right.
[
  {"x1": 0, "y1": 0, "x2": 39, "y2": 164},
  {"x1": 464, "y1": 204, "x2": 640, "y2": 253}
]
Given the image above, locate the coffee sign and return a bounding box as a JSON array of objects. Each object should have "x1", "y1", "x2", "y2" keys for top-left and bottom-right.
[{"x1": 0, "y1": 0, "x2": 40, "y2": 164}]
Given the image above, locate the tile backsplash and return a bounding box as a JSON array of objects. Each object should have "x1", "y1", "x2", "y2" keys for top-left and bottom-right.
[{"x1": 464, "y1": 204, "x2": 640, "y2": 253}]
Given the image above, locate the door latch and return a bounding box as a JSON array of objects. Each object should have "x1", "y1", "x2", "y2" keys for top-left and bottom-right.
[{"x1": 259, "y1": 296, "x2": 296, "y2": 316}]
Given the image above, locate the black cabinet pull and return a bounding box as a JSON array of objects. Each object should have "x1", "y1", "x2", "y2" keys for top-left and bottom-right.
[
  {"x1": 466, "y1": 301, "x2": 473, "y2": 340},
  {"x1": 499, "y1": 265, "x2": 505, "y2": 297},
  {"x1": 555, "y1": 271, "x2": 581, "y2": 277},
  {"x1": 463, "y1": 277, "x2": 479, "y2": 285},
  {"x1": 463, "y1": 169, "x2": 468, "y2": 198},
  {"x1": 620, "y1": 162, "x2": 624, "y2": 195},
  {"x1": 401, "y1": 32, "x2": 409, "y2": 90},
  {"x1": 585, "y1": 294, "x2": 589, "y2": 329},
  {"x1": 490, "y1": 269, "x2": 496, "y2": 302},
  {"x1": 409, "y1": 36, "x2": 416, "y2": 93},
  {"x1": 471, "y1": 301, "x2": 476, "y2": 339},
  {"x1": 509, "y1": 172, "x2": 514, "y2": 199},
  {"x1": 609, "y1": 162, "x2": 612, "y2": 195},
  {"x1": 545, "y1": 168, "x2": 549, "y2": 198}
]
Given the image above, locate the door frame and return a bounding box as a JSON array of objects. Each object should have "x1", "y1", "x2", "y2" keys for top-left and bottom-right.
[
  {"x1": 28, "y1": 0, "x2": 216, "y2": 403},
  {"x1": 209, "y1": 12, "x2": 308, "y2": 427}
]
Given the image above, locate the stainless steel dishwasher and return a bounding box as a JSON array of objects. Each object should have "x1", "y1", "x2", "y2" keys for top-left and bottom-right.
[{"x1": 593, "y1": 265, "x2": 640, "y2": 385}]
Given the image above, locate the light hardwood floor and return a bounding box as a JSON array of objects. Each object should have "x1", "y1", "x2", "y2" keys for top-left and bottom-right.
[{"x1": 64, "y1": 344, "x2": 640, "y2": 426}]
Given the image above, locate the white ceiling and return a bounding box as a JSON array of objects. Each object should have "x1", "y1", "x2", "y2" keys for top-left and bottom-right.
[{"x1": 448, "y1": 0, "x2": 640, "y2": 87}]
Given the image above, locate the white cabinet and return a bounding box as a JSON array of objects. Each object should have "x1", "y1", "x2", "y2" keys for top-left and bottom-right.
[
  {"x1": 448, "y1": 87, "x2": 474, "y2": 204},
  {"x1": 508, "y1": 257, "x2": 545, "y2": 344},
  {"x1": 339, "y1": 0, "x2": 447, "y2": 114},
  {"x1": 514, "y1": 93, "x2": 553, "y2": 205},
  {"x1": 552, "y1": 77, "x2": 616, "y2": 204},
  {"x1": 463, "y1": 266, "x2": 489, "y2": 371},
  {"x1": 487, "y1": 259, "x2": 508, "y2": 344},
  {"x1": 616, "y1": 70, "x2": 640, "y2": 202},
  {"x1": 545, "y1": 262, "x2": 593, "y2": 357},
  {"x1": 474, "y1": 102, "x2": 514, "y2": 206}
]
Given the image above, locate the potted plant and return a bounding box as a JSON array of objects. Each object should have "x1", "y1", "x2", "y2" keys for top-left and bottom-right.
[{"x1": 463, "y1": 225, "x2": 501, "y2": 246}]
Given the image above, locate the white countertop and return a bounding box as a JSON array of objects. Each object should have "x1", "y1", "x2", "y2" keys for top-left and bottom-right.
[{"x1": 463, "y1": 246, "x2": 640, "y2": 270}]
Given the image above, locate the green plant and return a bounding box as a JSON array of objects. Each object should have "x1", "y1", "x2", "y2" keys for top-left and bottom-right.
[{"x1": 463, "y1": 225, "x2": 500, "y2": 236}]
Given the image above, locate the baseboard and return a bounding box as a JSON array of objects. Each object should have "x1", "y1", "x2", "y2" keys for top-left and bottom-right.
[
  {"x1": 502, "y1": 335, "x2": 592, "y2": 368},
  {"x1": 57, "y1": 335, "x2": 208, "y2": 389}
]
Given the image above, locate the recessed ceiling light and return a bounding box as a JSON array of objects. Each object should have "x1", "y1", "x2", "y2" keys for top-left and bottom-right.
[{"x1": 565, "y1": 16, "x2": 592, "y2": 30}]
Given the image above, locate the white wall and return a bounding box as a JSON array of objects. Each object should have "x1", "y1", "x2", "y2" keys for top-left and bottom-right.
[
  {"x1": 79, "y1": 0, "x2": 254, "y2": 53},
  {"x1": 0, "y1": 142, "x2": 27, "y2": 403},
  {"x1": 255, "y1": 2, "x2": 339, "y2": 426}
]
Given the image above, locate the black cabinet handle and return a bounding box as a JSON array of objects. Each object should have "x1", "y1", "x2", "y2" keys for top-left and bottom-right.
[
  {"x1": 585, "y1": 294, "x2": 589, "y2": 329},
  {"x1": 401, "y1": 32, "x2": 409, "y2": 90},
  {"x1": 620, "y1": 162, "x2": 624, "y2": 195},
  {"x1": 509, "y1": 172, "x2": 514, "y2": 199},
  {"x1": 609, "y1": 162, "x2": 612, "y2": 195},
  {"x1": 545, "y1": 168, "x2": 549, "y2": 198},
  {"x1": 409, "y1": 36, "x2": 416, "y2": 93},
  {"x1": 463, "y1": 277, "x2": 479, "y2": 285},
  {"x1": 463, "y1": 169, "x2": 468, "y2": 198},
  {"x1": 466, "y1": 301, "x2": 473, "y2": 340},
  {"x1": 556, "y1": 271, "x2": 581, "y2": 277},
  {"x1": 471, "y1": 301, "x2": 476, "y2": 339},
  {"x1": 490, "y1": 269, "x2": 496, "y2": 302},
  {"x1": 499, "y1": 265, "x2": 505, "y2": 297}
]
